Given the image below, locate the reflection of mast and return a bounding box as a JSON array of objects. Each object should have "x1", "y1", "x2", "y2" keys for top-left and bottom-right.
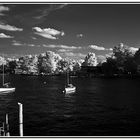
[{"x1": 6, "y1": 114, "x2": 10, "y2": 136}]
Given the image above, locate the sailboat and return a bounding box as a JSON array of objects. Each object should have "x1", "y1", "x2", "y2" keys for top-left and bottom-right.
[
  {"x1": 0, "y1": 55, "x2": 15, "y2": 94},
  {"x1": 63, "y1": 70, "x2": 76, "y2": 94}
]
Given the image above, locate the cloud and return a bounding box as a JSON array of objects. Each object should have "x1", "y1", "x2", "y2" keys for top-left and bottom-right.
[
  {"x1": 89, "y1": 45, "x2": 113, "y2": 51},
  {"x1": 109, "y1": 48, "x2": 113, "y2": 51},
  {"x1": 105, "y1": 52, "x2": 113, "y2": 58},
  {"x1": 97, "y1": 53, "x2": 114, "y2": 63},
  {"x1": 129, "y1": 47, "x2": 139, "y2": 52},
  {"x1": 34, "y1": 32, "x2": 56, "y2": 40},
  {"x1": 89, "y1": 45, "x2": 105, "y2": 50},
  {"x1": 12, "y1": 40, "x2": 35, "y2": 47},
  {"x1": 34, "y1": 4, "x2": 67, "y2": 19},
  {"x1": 33, "y1": 27, "x2": 64, "y2": 39},
  {"x1": 59, "y1": 52, "x2": 86, "y2": 60},
  {"x1": 77, "y1": 34, "x2": 83, "y2": 38},
  {"x1": 0, "y1": 33, "x2": 13, "y2": 38},
  {"x1": 12, "y1": 41, "x2": 23, "y2": 46},
  {"x1": 0, "y1": 5, "x2": 9, "y2": 12},
  {"x1": 12, "y1": 42, "x2": 23, "y2": 46},
  {"x1": 0, "y1": 5, "x2": 9, "y2": 16},
  {"x1": 0, "y1": 23, "x2": 23, "y2": 31},
  {"x1": 42, "y1": 44, "x2": 81, "y2": 49},
  {"x1": 97, "y1": 55, "x2": 106, "y2": 63},
  {"x1": 0, "y1": 5, "x2": 67, "y2": 27},
  {"x1": 57, "y1": 49, "x2": 70, "y2": 52},
  {"x1": 28, "y1": 44, "x2": 35, "y2": 47},
  {"x1": 97, "y1": 55, "x2": 106, "y2": 60},
  {"x1": 31, "y1": 36, "x2": 37, "y2": 40},
  {"x1": 65, "y1": 52, "x2": 86, "y2": 57}
]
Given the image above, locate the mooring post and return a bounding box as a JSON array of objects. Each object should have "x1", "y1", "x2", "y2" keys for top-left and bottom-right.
[
  {"x1": 5, "y1": 114, "x2": 10, "y2": 136},
  {"x1": 18, "y1": 102, "x2": 23, "y2": 136},
  {"x1": 2, "y1": 122, "x2": 5, "y2": 136}
]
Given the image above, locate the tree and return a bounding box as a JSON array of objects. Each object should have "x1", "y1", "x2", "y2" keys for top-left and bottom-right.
[
  {"x1": 16, "y1": 55, "x2": 38, "y2": 74},
  {"x1": 134, "y1": 48, "x2": 140, "y2": 65},
  {"x1": 73, "y1": 61, "x2": 81, "y2": 72},
  {"x1": 113, "y1": 43, "x2": 134, "y2": 67},
  {"x1": 82, "y1": 52, "x2": 97, "y2": 66},
  {"x1": 27, "y1": 55, "x2": 38, "y2": 74},
  {"x1": 38, "y1": 51, "x2": 62, "y2": 74},
  {"x1": 124, "y1": 57, "x2": 137, "y2": 74},
  {"x1": 57, "y1": 58, "x2": 70, "y2": 73},
  {"x1": 112, "y1": 43, "x2": 138, "y2": 74},
  {"x1": 8, "y1": 60, "x2": 17, "y2": 73},
  {"x1": 101, "y1": 57, "x2": 118, "y2": 76}
]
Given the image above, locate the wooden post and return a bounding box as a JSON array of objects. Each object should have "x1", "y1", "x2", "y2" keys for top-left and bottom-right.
[
  {"x1": 18, "y1": 102, "x2": 23, "y2": 136},
  {"x1": 2, "y1": 122, "x2": 5, "y2": 136},
  {"x1": 0, "y1": 127, "x2": 1, "y2": 136},
  {"x1": 5, "y1": 114, "x2": 10, "y2": 136}
]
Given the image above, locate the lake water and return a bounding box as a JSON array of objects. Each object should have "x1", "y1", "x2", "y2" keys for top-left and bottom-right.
[{"x1": 0, "y1": 75, "x2": 140, "y2": 136}]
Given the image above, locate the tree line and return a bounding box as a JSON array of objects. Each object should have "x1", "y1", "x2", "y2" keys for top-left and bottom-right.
[{"x1": 1, "y1": 43, "x2": 140, "y2": 76}]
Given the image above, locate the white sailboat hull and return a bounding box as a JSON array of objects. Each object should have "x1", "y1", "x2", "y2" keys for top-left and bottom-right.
[
  {"x1": 64, "y1": 86, "x2": 76, "y2": 94},
  {"x1": 0, "y1": 88, "x2": 15, "y2": 93}
]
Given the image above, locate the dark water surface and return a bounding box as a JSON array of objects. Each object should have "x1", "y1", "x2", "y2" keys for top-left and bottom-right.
[{"x1": 0, "y1": 75, "x2": 140, "y2": 136}]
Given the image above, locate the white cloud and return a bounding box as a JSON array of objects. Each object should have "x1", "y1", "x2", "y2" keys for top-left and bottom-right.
[
  {"x1": 0, "y1": 23, "x2": 23, "y2": 31},
  {"x1": 12, "y1": 40, "x2": 35, "y2": 47},
  {"x1": 66, "y1": 52, "x2": 86, "y2": 57},
  {"x1": 34, "y1": 4, "x2": 67, "y2": 19},
  {"x1": 34, "y1": 32, "x2": 57, "y2": 39},
  {"x1": 0, "y1": 33, "x2": 13, "y2": 38},
  {"x1": 129, "y1": 47, "x2": 139, "y2": 52},
  {"x1": 0, "y1": 6, "x2": 9, "y2": 16},
  {"x1": 12, "y1": 42, "x2": 23, "y2": 46},
  {"x1": 97, "y1": 55, "x2": 106, "y2": 60},
  {"x1": 97, "y1": 55, "x2": 106, "y2": 63},
  {"x1": 105, "y1": 52, "x2": 113, "y2": 58},
  {"x1": 42, "y1": 44, "x2": 81, "y2": 49},
  {"x1": 28, "y1": 44, "x2": 35, "y2": 47},
  {"x1": 57, "y1": 49, "x2": 70, "y2": 52},
  {"x1": 89, "y1": 45, "x2": 105, "y2": 50},
  {"x1": 0, "y1": 6, "x2": 9, "y2": 12},
  {"x1": 59, "y1": 52, "x2": 86, "y2": 60},
  {"x1": 31, "y1": 36, "x2": 37, "y2": 40},
  {"x1": 77, "y1": 34, "x2": 83, "y2": 38},
  {"x1": 109, "y1": 48, "x2": 113, "y2": 51},
  {"x1": 89, "y1": 45, "x2": 113, "y2": 51},
  {"x1": 33, "y1": 27, "x2": 64, "y2": 40}
]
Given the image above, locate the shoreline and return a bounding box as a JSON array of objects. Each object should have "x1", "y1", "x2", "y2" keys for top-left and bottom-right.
[{"x1": 1, "y1": 73, "x2": 140, "y2": 79}]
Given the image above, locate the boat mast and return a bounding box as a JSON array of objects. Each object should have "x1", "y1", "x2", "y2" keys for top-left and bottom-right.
[
  {"x1": 67, "y1": 61, "x2": 70, "y2": 85},
  {"x1": 67, "y1": 70, "x2": 69, "y2": 85},
  {"x1": 2, "y1": 54, "x2": 4, "y2": 86}
]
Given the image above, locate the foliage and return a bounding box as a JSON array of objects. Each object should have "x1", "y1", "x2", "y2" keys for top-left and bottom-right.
[
  {"x1": 82, "y1": 52, "x2": 97, "y2": 66},
  {"x1": 38, "y1": 51, "x2": 62, "y2": 74},
  {"x1": 1, "y1": 43, "x2": 140, "y2": 76}
]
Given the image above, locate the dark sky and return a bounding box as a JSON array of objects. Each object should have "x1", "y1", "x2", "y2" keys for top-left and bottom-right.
[{"x1": 0, "y1": 4, "x2": 140, "y2": 60}]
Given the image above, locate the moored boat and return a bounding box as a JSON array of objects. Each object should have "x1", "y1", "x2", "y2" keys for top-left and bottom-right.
[
  {"x1": 63, "y1": 71, "x2": 76, "y2": 94},
  {"x1": 0, "y1": 54, "x2": 15, "y2": 94},
  {"x1": 0, "y1": 88, "x2": 15, "y2": 94},
  {"x1": 64, "y1": 84, "x2": 76, "y2": 94}
]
